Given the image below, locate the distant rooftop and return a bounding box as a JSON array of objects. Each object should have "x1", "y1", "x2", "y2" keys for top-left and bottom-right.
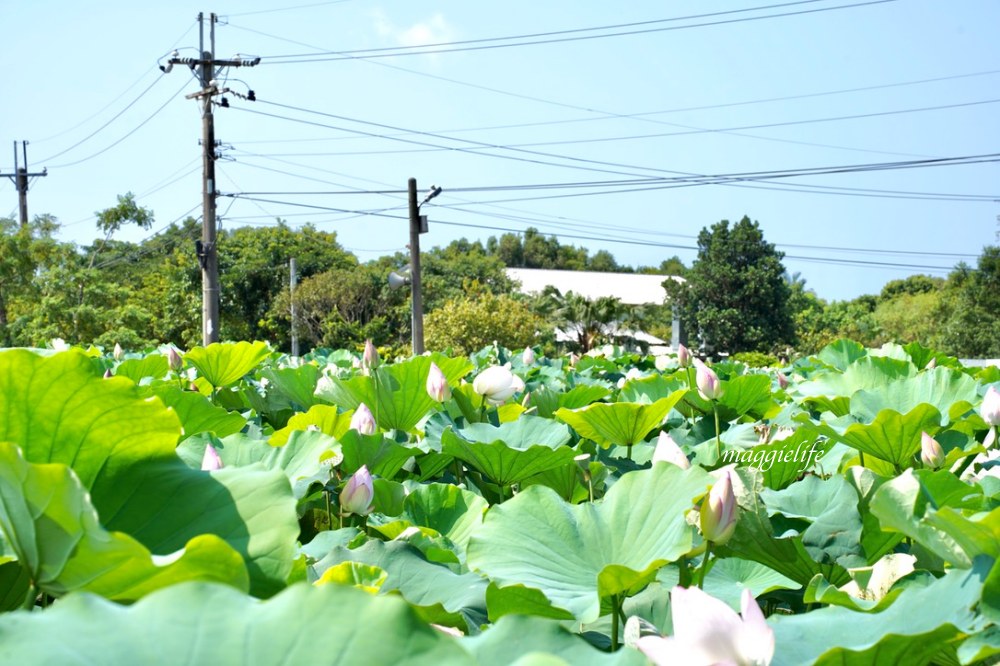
[{"x1": 506, "y1": 268, "x2": 683, "y2": 305}]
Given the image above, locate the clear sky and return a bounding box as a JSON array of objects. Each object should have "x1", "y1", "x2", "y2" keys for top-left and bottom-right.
[{"x1": 2, "y1": 0, "x2": 998, "y2": 302}]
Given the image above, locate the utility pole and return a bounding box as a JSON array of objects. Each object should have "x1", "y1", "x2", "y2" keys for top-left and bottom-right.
[
  {"x1": 1, "y1": 141, "x2": 47, "y2": 228},
  {"x1": 163, "y1": 12, "x2": 259, "y2": 345},
  {"x1": 406, "y1": 178, "x2": 442, "y2": 355},
  {"x1": 289, "y1": 257, "x2": 299, "y2": 357}
]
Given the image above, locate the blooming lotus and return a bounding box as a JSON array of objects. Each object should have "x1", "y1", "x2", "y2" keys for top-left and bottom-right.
[
  {"x1": 473, "y1": 366, "x2": 523, "y2": 405},
  {"x1": 981, "y1": 386, "x2": 1000, "y2": 427},
  {"x1": 201, "y1": 444, "x2": 224, "y2": 471},
  {"x1": 350, "y1": 403, "x2": 377, "y2": 435},
  {"x1": 652, "y1": 431, "x2": 690, "y2": 469},
  {"x1": 426, "y1": 362, "x2": 451, "y2": 402},
  {"x1": 693, "y1": 358, "x2": 723, "y2": 400},
  {"x1": 636, "y1": 586, "x2": 774, "y2": 666},
  {"x1": 341, "y1": 465, "x2": 374, "y2": 516},
  {"x1": 920, "y1": 432, "x2": 944, "y2": 469},
  {"x1": 700, "y1": 471, "x2": 738, "y2": 545}
]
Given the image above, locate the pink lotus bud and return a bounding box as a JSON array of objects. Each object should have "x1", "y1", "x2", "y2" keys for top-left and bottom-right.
[
  {"x1": 652, "y1": 431, "x2": 690, "y2": 469},
  {"x1": 981, "y1": 386, "x2": 1000, "y2": 427},
  {"x1": 350, "y1": 403, "x2": 377, "y2": 435},
  {"x1": 103, "y1": 368, "x2": 114, "y2": 379},
  {"x1": 693, "y1": 358, "x2": 723, "y2": 401},
  {"x1": 920, "y1": 432, "x2": 944, "y2": 469},
  {"x1": 677, "y1": 344, "x2": 691, "y2": 368},
  {"x1": 201, "y1": 444, "x2": 224, "y2": 471},
  {"x1": 924, "y1": 357, "x2": 937, "y2": 370},
  {"x1": 700, "y1": 472, "x2": 738, "y2": 545},
  {"x1": 522, "y1": 347, "x2": 536, "y2": 365},
  {"x1": 341, "y1": 465, "x2": 374, "y2": 516},
  {"x1": 113, "y1": 343, "x2": 124, "y2": 361},
  {"x1": 473, "y1": 366, "x2": 521, "y2": 405},
  {"x1": 426, "y1": 362, "x2": 451, "y2": 402},
  {"x1": 362, "y1": 339, "x2": 379, "y2": 373},
  {"x1": 166, "y1": 346, "x2": 183, "y2": 371},
  {"x1": 568, "y1": 353, "x2": 579, "y2": 367}
]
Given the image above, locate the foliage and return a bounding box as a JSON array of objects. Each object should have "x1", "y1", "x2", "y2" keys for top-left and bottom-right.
[
  {"x1": 425, "y1": 292, "x2": 543, "y2": 356},
  {"x1": 666, "y1": 216, "x2": 794, "y2": 355},
  {"x1": 730, "y1": 351, "x2": 780, "y2": 368}
]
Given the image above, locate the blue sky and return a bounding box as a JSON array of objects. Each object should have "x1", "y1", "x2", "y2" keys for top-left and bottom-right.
[{"x1": 2, "y1": 0, "x2": 998, "y2": 301}]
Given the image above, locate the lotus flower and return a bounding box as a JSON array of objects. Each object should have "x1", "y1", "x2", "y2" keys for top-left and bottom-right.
[
  {"x1": 113, "y1": 342, "x2": 124, "y2": 361},
  {"x1": 473, "y1": 365, "x2": 523, "y2": 405},
  {"x1": 920, "y1": 432, "x2": 944, "y2": 469},
  {"x1": 102, "y1": 368, "x2": 114, "y2": 379},
  {"x1": 166, "y1": 346, "x2": 183, "y2": 371},
  {"x1": 426, "y1": 362, "x2": 451, "y2": 402},
  {"x1": 341, "y1": 465, "x2": 374, "y2": 516},
  {"x1": 636, "y1": 587, "x2": 774, "y2": 666},
  {"x1": 362, "y1": 339, "x2": 379, "y2": 373},
  {"x1": 522, "y1": 347, "x2": 536, "y2": 365},
  {"x1": 981, "y1": 386, "x2": 1000, "y2": 427},
  {"x1": 693, "y1": 358, "x2": 723, "y2": 400},
  {"x1": 652, "y1": 431, "x2": 690, "y2": 469},
  {"x1": 350, "y1": 403, "x2": 377, "y2": 435},
  {"x1": 677, "y1": 343, "x2": 691, "y2": 368},
  {"x1": 776, "y1": 372, "x2": 789, "y2": 390},
  {"x1": 700, "y1": 471, "x2": 738, "y2": 545},
  {"x1": 201, "y1": 444, "x2": 224, "y2": 471},
  {"x1": 924, "y1": 357, "x2": 937, "y2": 370}
]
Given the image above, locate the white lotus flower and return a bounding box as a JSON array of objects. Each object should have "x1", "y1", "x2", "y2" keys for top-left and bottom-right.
[
  {"x1": 637, "y1": 587, "x2": 774, "y2": 666},
  {"x1": 473, "y1": 366, "x2": 523, "y2": 404},
  {"x1": 652, "y1": 431, "x2": 690, "y2": 469}
]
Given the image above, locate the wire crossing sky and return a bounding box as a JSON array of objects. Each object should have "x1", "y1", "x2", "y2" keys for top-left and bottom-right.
[{"x1": 2, "y1": 0, "x2": 998, "y2": 301}]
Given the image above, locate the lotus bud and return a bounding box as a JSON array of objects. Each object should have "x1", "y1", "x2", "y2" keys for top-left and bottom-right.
[
  {"x1": 103, "y1": 368, "x2": 113, "y2": 379},
  {"x1": 201, "y1": 444, "x2": 224, "y2": 471},
  {"x1": 981, "y1": 386, "x2": 1000, "y2": 427},
  {"x1": 426, "y1": 362, "x2": 451, "y2": 402},
  {"x1": 166, "y1": 346, "x2": 183, "y2": 371},
  {"x1": 113, "y1": 343, "x2": 124, "y2": 361},
  {"x1": 350, "y1": 403, "x2": 377, "y2": 435},
  {"x1": 700, "y1": 472, "x2": 738, "y2": 545},
  {"x1": 777, "y1": 372, "x2": 789, "y2": 390},
  {"x1": 362, "y1": 339, "x2": 379, "y2": 373},
  {"x1": 652, "y1": 431, "x2": 690, "y2": 469},
  {"x1": 51, "y1": 338, "x2": 69, "y2": 351},
  {"x1": 920, "y1": 432, "x2": 944, "y2": 469},
  {"x1": 924, "y1": 357, "x2": 937, "y2": 370},
  {"x1": 693, "y1": 358, "x2": 723, "y2": 401},
  {"x1": 677, "y1": 343, "x2": 691, "y2": 368},
  {"x1": 473, "y1": 365, "x2": 521, "y2": 404},
  {"x1": 522, "y1": 347, "x2": 536, "y2": 365},
  {"x1": 341, "y1": 465, "x2": 374, "y2": 516},
  {"x1": 568, "y1": 353, "x2": 579, "y2": 367}
]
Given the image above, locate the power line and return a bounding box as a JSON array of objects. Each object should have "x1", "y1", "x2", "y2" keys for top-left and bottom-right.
[
  {"x1": 221, "y1": 0, "x2": 351, "y2": 18},
  {"x1": 260, "y1": 0, "x2": 896, "y2": 62}
]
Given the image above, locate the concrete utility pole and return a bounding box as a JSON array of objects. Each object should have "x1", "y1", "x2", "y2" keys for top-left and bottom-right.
[
  {"x1": 406, "y1": 178, "x2": 442, "y2": 355},
  {"x1": 163, "y1": 12, "x2": 259, "y2": 345},
  {"x1": 289, "y1": 257, "x2": 299, "y2": 357},
  {"x1": 1, "y1": 141, "x2": 47, "y2": 228}
]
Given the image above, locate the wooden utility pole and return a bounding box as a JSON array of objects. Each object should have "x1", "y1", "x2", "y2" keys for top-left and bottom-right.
[
  {"x1": 2, "y1": 141, "x2": 47, "y2": 228},
  {"x1": 163, "y1": 12, "x2": 259, "y2": 344}
]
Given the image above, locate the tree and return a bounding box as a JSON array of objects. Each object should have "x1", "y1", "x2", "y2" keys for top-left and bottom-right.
[
  {"x1": 425, "y1": 292, "x2": 543, "y2": 356},
  {"x1": 940, "y1": 246, "x2": 1000, "y2": 357},
  {"x1": 666, "y1": 216, "x2": 793, "y2": 354},
  {"x1": 531, "y1": 288, "x2": 630, "y2": 352}
]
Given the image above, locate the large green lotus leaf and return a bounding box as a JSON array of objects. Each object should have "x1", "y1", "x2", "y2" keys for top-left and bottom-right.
[
  {"x1": 0, "y1": 442, "x2": 248, "y2": 600},
  {"x1": 153, "y1": 385, "x2": 246, "y2": 440},
  {"x1": 0, "y1": 560, "x2": 29, "y2": 611},
  {"x1": 462, "y1": 614, "x2": 647, "y2": 666},
  {"x1": 461, "y1": 415, "x2": 574, "y2": 449},
  {"x1": 729, "y1": 429, "x2": 830, "y2": 491},
  {"x1": 718, "y1": 374, "x2": 773, "y2": 418},
  {"x1": 799, "y1": 404, "x2": 942, "y2": 468},
  {"x1": 558, "y1": 384, "x2": 612, "y2": 409},
  {"x1": 984, "y1": 558, "x2": 1000, "y2": 624},
  {"x1": 442, "y1": 429, "x2": 579, "y2": 488},
  {"x1": 869, "y1": 469, "x2": 999, "y2": 568},
  {"x1": 0, "y1": 582, "x2": 473, "y2": 664},
  {"x1": 114, "y1": 354, "x2": 168, "y2": 382},
  {"x1": 314, "y1": 540, "x2": 488, "y2": 630},
  {"x1": 803, "y1": 555, "x2": 927, "y2": 613},
  {"x1": 816, "y1": 339, "x2": 868, "y2": 371},
  {"x1": 618, "y1": 375, "x2": 686, "y2": 404},
  {"x1": 269, "y1": 403, "x2": 351, "y2": 446},
  {"x1": 958, "y1": 626, "x2": 1000, "y2": 665},
  {"x1": 849, "y1": 367, "x2": 979, "y2": 425},
  {"x1": 843, "y1": 467, "x2": 904, "y2": 563},
  {"x1": 391, "y1": 483, "x2": 488, "y2": 555},
  {"x1": 555, "y1": 394, "x2": 683, "y2": 448},
  {"x1": 718, "y1": 470, "x2": 850, "y2": 587},
  {"x1": 317, "y1": 354, "x2": 471, "y2": 432},
  {"x1": 658, "y1": 558, "x2": 800, "y2": 611},
  {"x1": 770, "y1": 559, "x2": 991, "y2": 666},
  {"x1": 797, "y1": 356, "x2": 916, "y2": 399},
  {"x1": 261, "y1": 363, "x2": 321, "y2": 409},
  {"x1": 185, "y1": 341, "x2": 271, "y2": 388},
  {"x1": 467, "y1": 464, "x2": 712, "y2": 623},
  {"x1": 485, "y1": 583, "x2": 576, "y2": 622},
  {"x1": 761, "y1": 475, "x2": 865, "y2": 568},
  {"x1": 338, "y1": 429, "x2": 421, "y2": 478}
]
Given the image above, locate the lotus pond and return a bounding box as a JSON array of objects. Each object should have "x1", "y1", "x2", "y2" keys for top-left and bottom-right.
[{"x1": 0, "y1": 339, "x2": 998, "y2": 665}]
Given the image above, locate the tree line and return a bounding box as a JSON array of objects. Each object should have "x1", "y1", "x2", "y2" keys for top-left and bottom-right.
[{"x1": 1, "y1": 196, "x2": 997, "y2": 358}]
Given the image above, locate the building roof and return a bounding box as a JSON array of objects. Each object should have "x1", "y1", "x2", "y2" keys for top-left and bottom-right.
[{"x1": 506, "y1": 268, "x2": 683, "y2": 305}]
